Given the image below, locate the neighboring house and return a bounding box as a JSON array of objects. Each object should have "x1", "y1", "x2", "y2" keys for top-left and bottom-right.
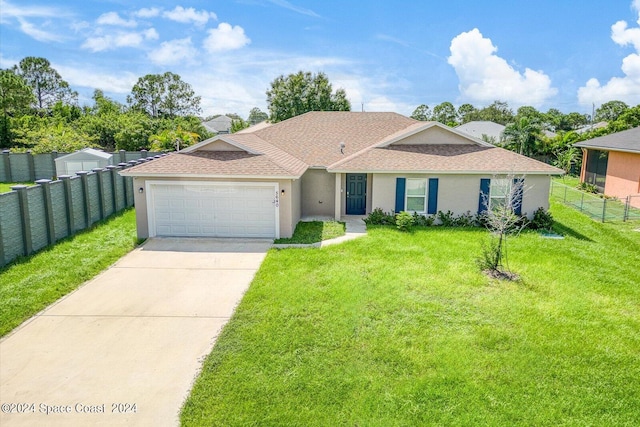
[
  {"x1": 202, "y1": 115, "x2": 233, "y2": 134},
  {"x1": 54, "y1": 148, "x2": 113, "y2": 176},
  {"x1": 455, "y1": 121, "x2": 505, "y2": 144},
  {"x1": 575, "y1": 121, "x2": 608, "y2": 134},
  {"x1": 575, "y1": 126, "x2": 640, "y2": 208},
  {"x1": 122, "y1": 112, "x2": 562, "y2": 239}
]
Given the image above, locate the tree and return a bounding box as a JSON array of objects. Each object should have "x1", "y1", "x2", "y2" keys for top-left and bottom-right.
[
  {"x1": 266, "y1": 71, "x2": 350, "y2": 122},
  {"x1": 410, "y1": 104, "x2": 432, "y2": 121},
  {"x1": 552, "y1": 146, "x2": 579, "y2": 177},
  {"x1": 502, "y1": 117, "x2": 542, "y2": 156},
  {"x1": 128, "y1": 72, "x2": 201, "y2": 118},
  {"x1": 457, "y1": 103, "x2": 476, "y2": 123},
  {"x1": 432, "y1": 101, "x2": 458, "y2": 126},
  {"x1": 230, "y1": 118, "x2": 249, "y2": 133},
  {"x1": 477, "y1": 176, "x2": 527, "y2": 280},
  {"x1": 148, "y1": 126, "x2": 199, "y2": 151},
  {"x1": 0, "y1": 69, "x2": 35, "y2": 147},
  {"x1": 78, "y1": 90, "x2": 125, "y2": 150},
  {"x1": 12, "y1": 57, "x2": 77, "y2": 111},
  {"x1": 594, "y1": 100, "x2": 628, "y2": 122},
  {"x1": 466, "y1": 100, "x2": 514, "y2": 125},
  {"x1": 247, "y1": 107, "x2": 268, "y2": 125}
]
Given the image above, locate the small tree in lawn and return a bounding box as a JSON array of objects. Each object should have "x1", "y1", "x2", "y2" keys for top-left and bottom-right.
[{"x1": 477, "y1": 175, "x2": 527, "y2": 280}]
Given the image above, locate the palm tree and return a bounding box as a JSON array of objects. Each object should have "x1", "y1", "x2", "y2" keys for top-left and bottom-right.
[{"x1": 502, "y1": 117, "x2": 542, "y2": 157}]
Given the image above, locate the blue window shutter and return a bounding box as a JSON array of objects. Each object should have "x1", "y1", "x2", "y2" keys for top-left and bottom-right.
[
  {"x1": 478, "y1": 178, "x2": 490, "y2": 214},
  {"x1": 427, "y1": 178, "x2": 439, "y2": 214},
  {"x1": 395, "y1": 178, "x2": 406, "y2": 212},
  {"x1": 513, "y1": 178, "x2": 524, "y2": 215}
]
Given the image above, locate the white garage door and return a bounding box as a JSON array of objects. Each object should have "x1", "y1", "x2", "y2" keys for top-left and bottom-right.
[{"x1": 148, "y1": 182, "x2": 278, "y2": 238}]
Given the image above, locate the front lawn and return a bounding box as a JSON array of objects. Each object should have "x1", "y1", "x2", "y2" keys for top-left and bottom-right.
[
  {"x1": 182, "y1": 202, "x2": 640, "y2": 426},
  {"x1": 0, "y1": 209, "x2": 138, "y2": 337},
  {"x1": 274, "y1": 220, "x2": 345, "y2": 244}
]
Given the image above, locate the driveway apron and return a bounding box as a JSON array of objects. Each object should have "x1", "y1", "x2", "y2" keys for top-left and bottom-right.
[{"x1": 0, "y1": 238, "x2": 271, "y2": 426}]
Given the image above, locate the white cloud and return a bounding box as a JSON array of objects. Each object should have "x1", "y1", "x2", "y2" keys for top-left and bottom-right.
[
  {"x1": 0, "y1": 0, "x2": 64, "y2": 20},
  {"x1": 267, "y1": 0, "x2": 320, "y2": 18},
  {"x1": 578, "y1": 1, "x2": 640, "y2": 106},
  {"x1": 135, "y1": 7, "x2": 161, "y2": 18},
  {"x1": 55, "y1": 64, "x2": 137, "y2": 94},
  {"x1": 448, "y1": 28, "x2": 557, "y2": 107},
  {"x1": 163, "y1": 6, "x2": 216, "y2": 26},
  {"x1": 96, "y1": 12, "x2": 137, "y2": 28},
  {"x1": 148, "y1": 38, "x2": 198, "y2": 66},
  {"x1": 203, "y1": 23, "x2": 250, "y2": 52},
  {"x1": 16, "y1": 17, "x2": 65, "y2": 42},
  {"x1": 81, "y1": 28, "x2": 158, "y2": 52}
]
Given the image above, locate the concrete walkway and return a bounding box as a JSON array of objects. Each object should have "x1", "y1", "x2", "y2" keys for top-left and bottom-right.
[
  {"x1": 272, "y1": 215, "x2": 367, "y2": 249},
  {"x1": 0, "y1": 238, "x2": 271, "y2": 427}
]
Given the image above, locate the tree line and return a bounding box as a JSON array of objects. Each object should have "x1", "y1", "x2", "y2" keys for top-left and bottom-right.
[
  {"x1": 410, "y1": 99, "x2": 640, "y2": 174},
  {"x1": 1, "y1": 56, "x2": 638, "y2": 174}
]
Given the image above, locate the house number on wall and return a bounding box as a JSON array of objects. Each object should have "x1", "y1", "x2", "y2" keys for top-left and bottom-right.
[{"x1": 273, "y1": 191, "x2": 279, "y2": 207}]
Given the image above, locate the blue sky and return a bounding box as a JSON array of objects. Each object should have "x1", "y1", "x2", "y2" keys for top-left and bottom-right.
[{"x1": 2, "y1": 0, "x2": 640, "y2": 118}]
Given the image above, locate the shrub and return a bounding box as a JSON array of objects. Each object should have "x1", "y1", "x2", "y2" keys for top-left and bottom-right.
[
  {"x1": 395, "y1": 211, "x2": 414, "y2": 232},
  {"x1": 529, "y1": 207, "x2": 553, "y2": 231},
  {"x1": 364, "y1": 208, "x2": 395, "y2": 225},
  {"x1": 577, "y1": 182, "x2": 598, "y2": 194},
  {"x1": 412, "y1": 212, "x2": 435, "y2": 226},
  {"x1": 437, "y1": 210, "x2": 456, "y2": 227}
]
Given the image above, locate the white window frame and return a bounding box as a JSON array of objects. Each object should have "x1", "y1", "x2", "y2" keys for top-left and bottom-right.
[
  {"x1": 405, "y1": 178, "x2": 427, "y2": 214},
  {"x1": 489, "y1": 178, "x2": 511, "y2": 210}
]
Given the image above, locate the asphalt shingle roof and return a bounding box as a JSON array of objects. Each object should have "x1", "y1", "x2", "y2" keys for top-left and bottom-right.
[
  {"x1": 328, "y1": 144, "x2": 562, "y2": 174},
  {"x1": 574, "y1": 126, "x2": 640, "y2": 153},
  {"x1": 123, "y1": 111, "x2": 562, "y2": 177}
]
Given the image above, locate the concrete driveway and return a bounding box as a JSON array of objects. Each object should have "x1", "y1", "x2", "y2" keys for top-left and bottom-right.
[{"x1": 0, "y1": 238, "x2": 271, "y2": 427}]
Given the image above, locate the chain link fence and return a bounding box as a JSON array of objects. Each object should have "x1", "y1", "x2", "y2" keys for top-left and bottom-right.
[{"x1": 551, "y1": 180, "x2": 640, "y2": 222}]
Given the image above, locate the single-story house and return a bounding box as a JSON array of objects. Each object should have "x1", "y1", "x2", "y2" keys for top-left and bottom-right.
[
  {"x1": 121, "y1": 112, "x2": 563, "y2": 239},
  {"x1": 575, "y1": 126, "x2": 640, "y2": 208},
  {"x1": 54, "y1": 148, "x2": 113, "y2": 176},
  {"x1": 202, "y1": 115, "x2": 233, "y2": 134},
  {"x1": 455, "y1": 121, "x2": 505, "y2": 143}
]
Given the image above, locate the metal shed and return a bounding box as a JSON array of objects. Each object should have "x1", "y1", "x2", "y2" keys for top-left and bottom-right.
[{"x1": 54, "y1": 148, "x2": 114, "y2": 176}]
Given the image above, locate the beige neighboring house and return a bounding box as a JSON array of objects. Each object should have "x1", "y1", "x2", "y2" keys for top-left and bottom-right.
[{"x1": 121, "y1": 112, "x2": 562, "y2": 239}]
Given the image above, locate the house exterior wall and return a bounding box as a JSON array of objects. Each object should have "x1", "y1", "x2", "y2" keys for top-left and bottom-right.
[
  {"x1": 291, "y1": 177, "x2": 302, "y2": 230},
  {"x1": 301, "y1": 169, "x2": 335, "y2": 217},
  {"x1": 603, "y1": 151, "x2": 640, "y2": 207},
  {"x1": 132, "y1": 176, "x2": 296, "y2": 239},
  {"x1": 371, "y1": 173, "x2": 552, "y2": 219}
]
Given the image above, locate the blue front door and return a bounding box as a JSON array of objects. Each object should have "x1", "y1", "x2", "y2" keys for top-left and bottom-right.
[{"x1": 346, "y1": 174, "x2": 366, "y2": 215}]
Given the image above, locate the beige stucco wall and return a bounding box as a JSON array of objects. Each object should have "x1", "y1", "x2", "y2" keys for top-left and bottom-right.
[
  {"x1": 301, "y1": 169, "x2": 335, "y2": 217},
  {"x1": 291, "y1": 177, "x2": 302, "y2": 229},
  {"x1": 371, "y1": 173, "x2": 552, "y2": 219},
  {"x1": 132, "y1": 176, "x2": 296, "y2": 239},
  {"x1": 604, "y1": 151, "x2": 640, "y2": 207}
]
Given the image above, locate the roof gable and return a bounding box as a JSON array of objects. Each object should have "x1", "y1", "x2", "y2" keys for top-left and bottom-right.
[
  {"x1": 183, "y1": 135, "x2": 262, "y2": 155},
  {"x1": 382, "y1": 122, "x2": 490, "y2": 147}
]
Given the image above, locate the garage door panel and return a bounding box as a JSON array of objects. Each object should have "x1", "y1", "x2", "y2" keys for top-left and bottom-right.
[{"x1": 151, "y1": 182, "x2": 277, "y2": 238}]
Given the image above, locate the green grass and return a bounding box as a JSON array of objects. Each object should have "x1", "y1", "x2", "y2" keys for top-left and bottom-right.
[
  {"x1": 0, "y1": 209, "x2": 138, "y2": 337},
  {"x1": 181, "y1": 201, "x2": 640, "y2": 426},
  {"x1": 274, "y1": 220, "x2": 346, "y2": 244},
  {"x1": 0, "y1": 182, "x2": 35, "y2": 193}
]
